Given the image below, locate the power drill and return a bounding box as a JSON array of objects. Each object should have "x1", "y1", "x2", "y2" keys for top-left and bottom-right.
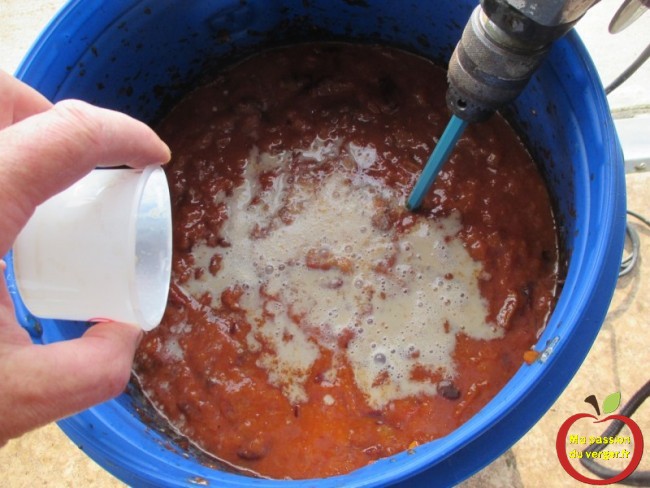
[
  {"x1": 407, "y1": 0, "x2": 649, "y2": 209},
  {"x1": 446, "y1": 0, "x2": 601, "y2": 123}
]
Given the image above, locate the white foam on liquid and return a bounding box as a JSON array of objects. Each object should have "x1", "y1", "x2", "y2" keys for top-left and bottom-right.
[{"x1": 184, "y1": 138, "x2": 500, "y2": 408}]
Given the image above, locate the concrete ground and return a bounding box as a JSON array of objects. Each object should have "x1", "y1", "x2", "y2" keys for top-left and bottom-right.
[{"x1": 1, "y1": 1, "x2": 648, "y2": 486}]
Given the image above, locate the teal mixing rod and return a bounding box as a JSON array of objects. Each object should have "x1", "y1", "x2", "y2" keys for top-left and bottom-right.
[
  {"x1": 406, "y1": 115, "x2": 467, "y2": 210},
  {"x1": 406, "y1": 0, "x2": 604, "y2": 211}
]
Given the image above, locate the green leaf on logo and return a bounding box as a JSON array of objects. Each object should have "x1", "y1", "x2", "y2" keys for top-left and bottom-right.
[{"x1": 602, "y1": 392, "x2": 621, "y2": 414}]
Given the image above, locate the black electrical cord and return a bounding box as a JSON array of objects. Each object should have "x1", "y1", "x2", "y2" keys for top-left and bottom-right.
[
  {"x1": 628, "y1": 209, "x2": 650, "y2": 228},
  {"x1": 605, "y1": 43, "x2": 650, "y2": 95},
  {"x1": 604, "y1": 28, "x2": 650, "y2": 279},
  {"x1": 582, "y1": 19, "x2": 650, "y2": 485},
  {"x1": 619, "y1": 221, "x2": 640, "y2": 277},
  {"x1": 595, "y1": 209, "x2": 649, "y2": 482},
  {"x1": 620, "y1": 211, "x2": 650, "y2": 277},
  {"x1": 580, "y1": 380, "x2": 650, "y2": 486}
]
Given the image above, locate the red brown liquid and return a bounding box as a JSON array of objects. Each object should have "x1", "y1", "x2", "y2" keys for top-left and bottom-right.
[{"x1": 134, "y1": 43, "x2": 559, "y2": 480}]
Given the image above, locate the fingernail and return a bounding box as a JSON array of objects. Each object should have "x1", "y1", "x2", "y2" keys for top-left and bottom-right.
[{"x1": 161, "y1": 141, "x2": 172, "y2": 163}]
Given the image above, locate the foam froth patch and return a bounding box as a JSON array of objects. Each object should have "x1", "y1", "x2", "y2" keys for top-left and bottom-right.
[{"x1": 186, "y1": 142, "x2": 499, "y2": 408}]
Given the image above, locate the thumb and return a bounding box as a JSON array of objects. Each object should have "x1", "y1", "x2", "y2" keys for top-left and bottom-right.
[{"x1": 0, "y1": 321, "x2": 142, "y2": 444}]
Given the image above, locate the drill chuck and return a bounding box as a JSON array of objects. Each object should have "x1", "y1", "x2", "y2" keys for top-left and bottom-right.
[{"x1": 447, "y1": 0, "x2": 597, "y2": 122}]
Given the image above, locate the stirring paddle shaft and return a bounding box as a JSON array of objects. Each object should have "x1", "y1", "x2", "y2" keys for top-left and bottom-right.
[{"x1": 407, "y1": 115, "x2": 468, "y2": 210}]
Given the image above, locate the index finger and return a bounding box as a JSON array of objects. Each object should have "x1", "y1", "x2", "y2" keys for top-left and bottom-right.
[
  {"x1": 0, "y1": 70, "x2": 52, "y2": 129},
  {"x1": 0, "y1": 99, "x2": 171, "y2": 255}
]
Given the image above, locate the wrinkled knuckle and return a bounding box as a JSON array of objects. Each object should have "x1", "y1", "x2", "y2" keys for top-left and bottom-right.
[
  {"x1": 51, "y1": 99, "x2": 104, "y2": 151},
  {"x1": 52, "y1": 99, "x2": 93, "y2": 123}
]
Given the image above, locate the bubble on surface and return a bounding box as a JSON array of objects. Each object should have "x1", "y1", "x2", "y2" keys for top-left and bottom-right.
[{"x1": 185, "y1": 143, "x2": 498, "y2": 408}]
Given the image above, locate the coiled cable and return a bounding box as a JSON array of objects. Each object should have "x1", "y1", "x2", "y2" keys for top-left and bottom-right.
[{"x1": 620, "y1": 210, "x2": 650, "y2": 277}]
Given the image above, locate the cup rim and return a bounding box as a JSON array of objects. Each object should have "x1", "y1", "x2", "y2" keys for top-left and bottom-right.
[{"x1": 127, "y1": 165, "x2": 172, "y2": 331}]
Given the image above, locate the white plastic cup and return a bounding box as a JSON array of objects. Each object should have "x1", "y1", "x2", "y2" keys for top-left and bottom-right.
[{"x1": 12, "y1": 165, "x2": 172, "y2": 331}]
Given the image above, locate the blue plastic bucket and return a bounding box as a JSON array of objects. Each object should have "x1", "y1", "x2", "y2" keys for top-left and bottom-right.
[{"x1": 7, "y1": 0, "x2": 625, "y2": 486}]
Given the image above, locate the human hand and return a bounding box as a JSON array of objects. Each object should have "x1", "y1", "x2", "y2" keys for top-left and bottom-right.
[{"x1": 0, "y1": 70, "x2": 171, "y2": 446}]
